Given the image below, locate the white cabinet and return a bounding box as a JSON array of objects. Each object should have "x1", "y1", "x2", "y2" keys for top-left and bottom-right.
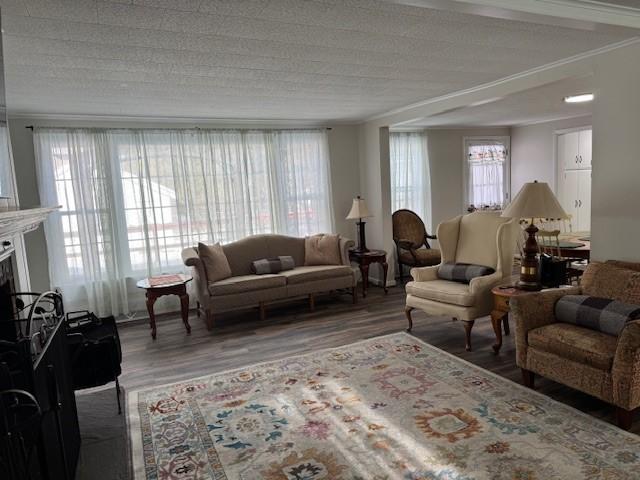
[
  {"x1": 557, "y1": 128, "x2": 592, "y2": 232},
  {"x1": 561, "y1": 130, "x2": 591, "y2": 170},
  {"x1": 563, "y1": 169, "x2": 591, "y2": 232}
]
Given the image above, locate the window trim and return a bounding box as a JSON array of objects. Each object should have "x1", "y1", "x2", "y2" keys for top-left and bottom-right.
[{"x1": 462, "y1": 136, "x2": 511, "y2": 211}]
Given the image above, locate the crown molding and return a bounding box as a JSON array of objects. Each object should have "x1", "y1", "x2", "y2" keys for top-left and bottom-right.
[{"x1": 367, "y1": 37, "x2": 640, "y2": 123}]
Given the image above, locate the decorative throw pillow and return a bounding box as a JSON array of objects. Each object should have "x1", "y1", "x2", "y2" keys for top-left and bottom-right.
[
  {"x1": 437, "y1": 262, "x2": 495, "y2": 284},
  {"x1": 251, "y1": 256, "x2": 295, "y2": 275},
  {"x1": 198, "y1": 242, "x2": 232, "y2": 283},
  {"x1": 581, "y1": 262, "x2": 640, "y2": 304},
  {"x1": 555, "y1": 295, "x2": 640, "y2": 336},
  {"x1": 304, "y1": 234, "x2": 341, "y2": 266}
]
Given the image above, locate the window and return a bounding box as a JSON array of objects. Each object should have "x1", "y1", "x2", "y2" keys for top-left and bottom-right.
[
  {"x1": 35, "y1": 128, "x2": 334, "y2": 315},
  {"x1": 463, "y1": 137, "x2": 510, "y2": 210},
  {"x1": 389, "y1": 131, "x2": 431, "y2": 226}
]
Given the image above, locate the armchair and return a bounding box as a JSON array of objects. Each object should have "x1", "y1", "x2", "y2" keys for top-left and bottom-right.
[
  {"x1": 510, "y1": 260, "x2": 640, "y2": 430},
  {"x1": 392, "y1": 209, "x2": 440, "y2": 281},
  {"x1": 405, "y1": 212, "x2": 518, "y2": 351}
]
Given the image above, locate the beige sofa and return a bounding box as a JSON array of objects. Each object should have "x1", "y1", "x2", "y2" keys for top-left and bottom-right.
[{"x1": 182, "y1": 234, "x2": 357, "y2": 329}]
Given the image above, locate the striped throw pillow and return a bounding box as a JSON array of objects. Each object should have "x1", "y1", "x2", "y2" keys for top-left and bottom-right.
[
  {"x1": 251, "y1": 256, "x2": 295, "y2": 275},
  {"x1": 555, "y1": 295, "x2": 640, "y2": 336},
  {"x1": 437, "y1": 262, "x2": 495, "y2": 284}
]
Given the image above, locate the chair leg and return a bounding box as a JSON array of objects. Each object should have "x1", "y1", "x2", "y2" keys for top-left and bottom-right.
[
  {"x1": 616, "y1": 407, "x2": 635, "y2": 430},
  {"x1": 398, "y1": 262, "x2": 403, "y2": 282},
  {"x1": 463, "y1": 320, "x2": 474, "y2": 351},
  {"x1": 116, "y1": 377, "x2": 122, "y2": 415},
  {"x1": 196, "y1": 301, "x2": 201, "y2": 317},
  {"x1": 405, "y1": 306, "x2": 414, "y2": 332},
  {"x1": 259, "y1": 302, "x2": 266, "y2": 321},
  {"x1": 521, "y1": 369, "x2": 535, "y2": 389},
  {"x1": 352, "y1": 286, "x2": 357, "y2": 304},
  {"x1": 309, "y1": 293, "x2": 315, "y2": 312}
]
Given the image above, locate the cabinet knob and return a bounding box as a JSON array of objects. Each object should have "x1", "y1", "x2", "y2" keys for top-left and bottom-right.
[{"x1": 578, "y1": 200, "x2": 582, "y2": 207}]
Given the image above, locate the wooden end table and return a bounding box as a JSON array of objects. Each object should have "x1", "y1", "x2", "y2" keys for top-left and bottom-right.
[
  {"x1": 136, "y1": 274, "x2": 192, "y2": 339},
  {"x1": 349, "y1": 249, "x2": 388, "y2": 298}
]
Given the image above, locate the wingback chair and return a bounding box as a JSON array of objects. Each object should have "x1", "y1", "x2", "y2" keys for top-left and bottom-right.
[
  {"x1": 405, "y1": 212, "x2": 518, "y2": 351},
  {"x1": 510, "y1": 260, "x2": 640, "y2": 430},
  {"x1": 392, "y1": 209, "x2": 441, "y2": 281}
]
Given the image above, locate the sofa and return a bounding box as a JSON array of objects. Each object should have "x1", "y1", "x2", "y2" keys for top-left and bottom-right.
[
  {"x1": 511, "y1": 260, "x2": 640, "y2": 430},
  {"x1": 182, "y1": 234, "x2": 357, "y2": 329}
]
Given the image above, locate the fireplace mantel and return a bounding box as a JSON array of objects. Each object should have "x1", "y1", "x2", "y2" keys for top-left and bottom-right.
[{"x1": 0, "y1": 206, "x2": 60, "y2": 240}]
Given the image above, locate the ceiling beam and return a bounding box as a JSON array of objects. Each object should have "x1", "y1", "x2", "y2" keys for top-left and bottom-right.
[{"x1": 386, "y1": 0, "x2": 640, "y2": 33}]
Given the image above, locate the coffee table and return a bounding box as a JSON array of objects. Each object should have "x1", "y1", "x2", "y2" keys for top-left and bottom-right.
[{"x1": 136, "y1": 274, "x2": 192, "y2": 339}]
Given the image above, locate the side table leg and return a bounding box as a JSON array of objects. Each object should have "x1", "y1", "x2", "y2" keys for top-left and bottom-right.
[
  {"x1": 490, "y1": 310, "x2": 505, "y2": 354},
  {"x1": 503, "y1": 314, "x2": 510, "y2": 336},
  {"x1": 146, "y1": 292, "x2": 157, "y2": 340},
  {"x1": 180, "y1": 293, "x2": 191, "y2": 334},
  {"x1": 381, "y1": 261, "x2": 388, "y2": 294},
  {"x1": 360, "y1": 263, "x2": 369, "y2": 298}
]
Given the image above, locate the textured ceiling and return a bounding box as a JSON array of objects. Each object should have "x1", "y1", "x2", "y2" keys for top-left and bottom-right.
[
  {"x1": 403, "y1": 75, "x2": 594, "y2": 127},
  {"x1": 0, "y1": 0, "x2": 633, "y2": 121}
]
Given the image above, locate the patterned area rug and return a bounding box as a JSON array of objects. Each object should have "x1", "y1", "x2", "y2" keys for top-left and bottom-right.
[{"x1": 128, "y1": 333, "x2": 640, "y2": 479}]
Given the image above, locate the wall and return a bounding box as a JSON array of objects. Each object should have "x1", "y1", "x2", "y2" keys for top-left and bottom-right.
[
  {"x1": 426, "y1": 127, "x2": 510, "y2": 230},
  {"x1": 8, "y1": 116, "x2": 361, "y2": 293},
  {"x1": 510, "y1": 115, "x2": 591, "y2": 195},
  {"x1": 591, "y1": 42, "x2": 640, "y2": 262}
]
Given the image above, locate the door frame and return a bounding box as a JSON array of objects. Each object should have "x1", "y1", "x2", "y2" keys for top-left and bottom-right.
[{"x1": 462, "y1": 135, "x2": 511, "y2": 212}]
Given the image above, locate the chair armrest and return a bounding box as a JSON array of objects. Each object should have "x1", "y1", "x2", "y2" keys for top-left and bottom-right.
[
  {"x1": 468, "y1": 272, "x2": 504, "y2": 297},
  {"x1": 426, "y1": 234, "x2": 437, "y2": 240},
  {"x1": 510, "y1": 287, "x2": 581, "y2": 367},
  {"x1": 410, "y1": 265, "x2": 439, "y2": 282},
  {"x1": 339, "y1": 237, "x2": 355, "y2": 266},
  {"x1": 612, "y1": 320, "x2": 640, "y2": 410},
  {"x1": 181, "y1": 247, "x2": 210, "y2": 304}
]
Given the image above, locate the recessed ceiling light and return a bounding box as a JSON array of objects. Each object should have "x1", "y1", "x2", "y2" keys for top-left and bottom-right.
[{"x1": 564, "y1": 93, "x2": 594, "y2": 103}]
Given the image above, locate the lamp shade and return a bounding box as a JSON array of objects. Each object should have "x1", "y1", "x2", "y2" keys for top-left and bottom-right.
[
  {"x1": 501, "y1": 181, "x2": 568, "y2": 220},
  {"x1": 346, "y1": 196, "x2": 372, "y2": 220}
]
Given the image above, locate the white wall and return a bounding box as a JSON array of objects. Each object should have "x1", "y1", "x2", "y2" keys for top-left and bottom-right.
[
  {"x1": 427, "y1": 127, "x2": 510, "y2": 230},
  {"x1": 510, "y1": 116, "x2": 591, "y2": 195},
  {"x1": 591, "y1": 42, "x2": 640, "y2": 262},
  {"x1": 8, "y1": 116, "x2": 361, "y2": 292}
]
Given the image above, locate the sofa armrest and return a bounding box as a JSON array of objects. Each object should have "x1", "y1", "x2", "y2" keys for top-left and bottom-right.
[
  {"x1": 182, "y1": 247, "x2": 210, "y2": 305},
  {"x1": 612, "y1": 320, "x2": 640, "y2": 410},
  {"x1": 410, "y1": 265, "x2": 439, "y2": 282},
  {"x1": 510, "y1": 286, "x2": 581, "y2": 367},
  {"x1": 339, "y1": 237, "x2": 355, "y2": 266}
]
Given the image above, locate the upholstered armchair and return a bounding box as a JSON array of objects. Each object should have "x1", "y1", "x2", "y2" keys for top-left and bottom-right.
[
  {"x1": 510, "y1": 260, "x2": 640, "y2": 430},
  {"x1": 392, "y1": 209, "x2": 440, "y2": 281},
  {"x1": 405, "y1": 212, "x2": 518, "y2": 351}
]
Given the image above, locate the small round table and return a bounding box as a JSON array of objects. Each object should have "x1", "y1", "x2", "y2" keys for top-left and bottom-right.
[
  {"x1": 349, "y1": 249, "x2": 388, "y2": 298},
  {"x1": 490, "y1": 284, "x2": 527, "y2": 354},
  {"x1": 136, "y1": 274, "x2": 192, "y2": 339}
]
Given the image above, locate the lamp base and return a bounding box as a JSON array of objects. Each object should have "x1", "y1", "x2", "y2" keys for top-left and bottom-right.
[
  {"x1": 355, "y1": 220, "x2": 369, "y2": 253},
  {"x1": 518, "y1": 222, "x2": 541, "y2": 291}
]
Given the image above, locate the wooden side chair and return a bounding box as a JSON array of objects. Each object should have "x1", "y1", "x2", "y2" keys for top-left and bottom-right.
[{"x1": 392, "y1": 209, "x2": 440, "y2": 281}]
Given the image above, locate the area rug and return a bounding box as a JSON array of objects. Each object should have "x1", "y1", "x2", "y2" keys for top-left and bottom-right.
[{"x1": 128, "y1": 333, "x2": 640, "y2": 479}]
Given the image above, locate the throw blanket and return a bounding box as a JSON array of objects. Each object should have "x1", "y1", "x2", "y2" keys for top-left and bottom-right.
[
  {"x1": 555, "y1": 295, "x2": 640, "y2": 336},
  {"x1": 437, "y1": 262, "x2": 495, "y2": 284},
  {"x1": 251, "y1": 256, "x2": 295, "y2": 275}
]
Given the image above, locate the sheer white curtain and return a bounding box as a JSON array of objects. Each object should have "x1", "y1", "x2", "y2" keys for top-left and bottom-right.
[
  {"x1": 389, "y1": 131, "x2": 432, "y2": 228},
  {"x1": 466, "y1": 142, "x2": 508, "y2": 208},
  {"x1": 35, "y1": 128, "x2": 334, "y2": 316}
]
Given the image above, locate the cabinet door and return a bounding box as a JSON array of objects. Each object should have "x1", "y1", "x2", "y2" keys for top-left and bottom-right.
[
  {"x1": 578, "y1": 129, "x2": 592, "y2": 169},
  {"x1": 562, "y1": 131, "x2": 580, "y2": 170},
  {"x1": 562, "y1": 170, "x2": 579, "y2": 229},
  {"x1": 577, "y1": 169, "x2": 591, "y2": 232}
]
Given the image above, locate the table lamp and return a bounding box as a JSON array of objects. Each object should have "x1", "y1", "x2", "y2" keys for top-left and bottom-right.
[
  {"x1": 346, "y1": 196, "x2": 372, "y2": 253},
  {"x1": 501, "y1": 181, "x2": 568, "y2": 291}
]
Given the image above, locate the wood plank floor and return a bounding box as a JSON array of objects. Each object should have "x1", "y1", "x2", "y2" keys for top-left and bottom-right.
[{"x1": 118, "y1": 282, "x2": 638, "y2": 433}]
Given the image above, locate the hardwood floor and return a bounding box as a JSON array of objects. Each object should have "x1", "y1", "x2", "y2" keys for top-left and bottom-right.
[{"x1": 118, "y1": 281, "x2": 638, "y2": 433}]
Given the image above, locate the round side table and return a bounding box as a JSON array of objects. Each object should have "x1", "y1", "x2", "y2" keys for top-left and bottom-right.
[
  {"x1": 348, "y1": 249, "x2": 388, "y2": 298},
  {"x1": 136, "y1": 274, "x2": 192, "y2": 339}
]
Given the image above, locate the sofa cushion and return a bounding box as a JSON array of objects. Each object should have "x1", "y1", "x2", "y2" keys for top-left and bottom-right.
[
  {"x1": 279, "y1": 265, "x2": 353, "y2": 285},
  {"x1": 437, "y1": 262, "x2": 494, "y2": 284},
  {"x1": 198, "y1": 242, "x2": 232, "y2": 283},
  {"x1": 581, "y1": 262, "x2": 640, "y2": 304},
  {"x1": 555, "y1": 295, "x2": 640, "y2": 336},
  {"x1": 528, "y1": 323, "x2": 618, "y2": 371},
  {"x1": 208, "y1": 274, "x2": 286, "y2": 296},
  {"x1": 304, "y1": 234, "x2": 341, "y2": 266},
  {"x1": 405, "y1": 280, "x2": 474, "y2": 307}
]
